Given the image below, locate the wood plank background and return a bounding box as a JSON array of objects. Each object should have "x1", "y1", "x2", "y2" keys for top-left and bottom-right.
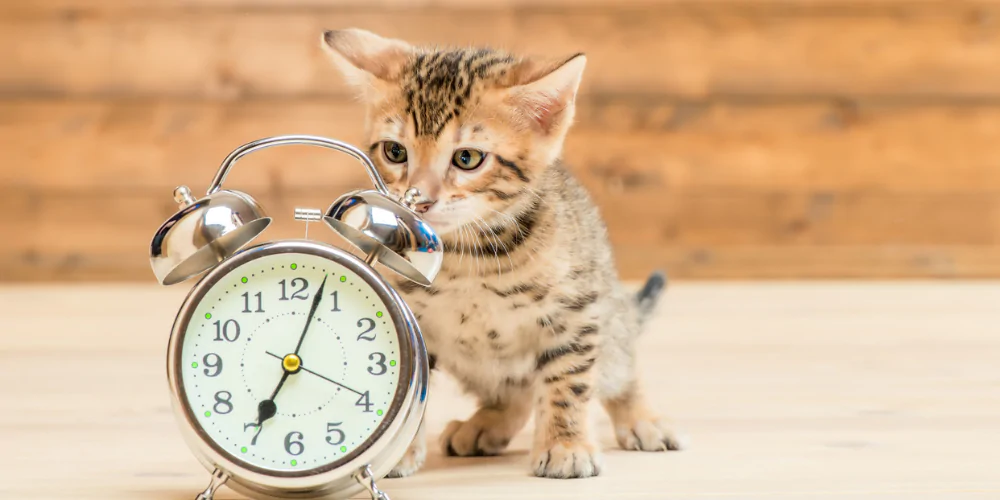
[{"x1": 2, "y1": 1, "x2": 999, "y2": 281}]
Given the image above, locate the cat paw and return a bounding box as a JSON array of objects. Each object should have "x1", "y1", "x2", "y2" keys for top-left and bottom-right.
[
  {"x1": 614, "y1": 416, "x2": 686, "y2": 452},
  {"x1": 530, "y1": 440, "x2": 602, "y2": 479},
  {"x1": 385, "y1": 439, "x2": 426, "y2": 478},
  {"x1": 439, "y1": 418, "x2": 512, "y2": 457}
]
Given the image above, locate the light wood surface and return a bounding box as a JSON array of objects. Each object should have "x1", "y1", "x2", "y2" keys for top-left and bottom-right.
[
  {"x1": 5, "y1": 1, "x2": 1000, "y2": 281},
  {"x1": 1, "y1": 283, "x2": 998, "y2": 499}
]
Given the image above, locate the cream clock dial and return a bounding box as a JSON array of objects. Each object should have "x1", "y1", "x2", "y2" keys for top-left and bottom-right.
[{"x1": 178, "y1": 251, "x2": 406, "y2": 475}]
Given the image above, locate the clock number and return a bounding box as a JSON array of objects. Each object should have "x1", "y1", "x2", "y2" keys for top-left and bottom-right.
[
  {"x1": 213, "y1": 319, "x2": 240, "y2": 342},
  {"x1": 241, "y1": 292, "x2": 264, "y2": 313},
  {"x1": 367, "y1": 352, "x2": 387, "y2": 376},
  {"x1": 279, "y1": 278, "x2": 309, "y2": 301},
  {"x1": 202, "y1": 353, "x2": 223, "y2": 377},
  {"x1": 357, "y1": 318, "x2": 376, "y2": 341},
  {"x1": 213, "y1": 391, "x2": 233, "y2": 414},
  {"x1": 244, "y1": 422, "x2": 261, "y2": 445},
  {"x1": 355, "y1": 391, "x2": 374, "y2": 413},
  {"x1": 284, "y1": 431, "x2": 305, "y2": 456},
  {"x1": 325, "y1": 422, "x2": 346, "y2": 446},
  {"x1": 330, "y1": 290, "x2": 341, "y2": 312}
]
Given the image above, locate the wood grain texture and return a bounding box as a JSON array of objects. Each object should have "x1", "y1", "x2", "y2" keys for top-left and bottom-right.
[
  {"x1": 2, "y1": 188, "x2": 997, "y2": 281},
  {"x1": 4, "y1": 2, "x2": 1000, "y2": 281},
  {"x1": 5, "y1": 5, "x2": 1000, "y2": 99},
  {"x1": 5, "y1": 99, "x2": 1000, "y2": 193},
  {"x1": 1, "y1": 283, "x2": 998, "y2": 498},
  {"x1": 3, "y1": 97, "x2": 1000, "y2": 280},
  {"x1": 5, "y1": 0, "x2": 998, "y2": 14}
]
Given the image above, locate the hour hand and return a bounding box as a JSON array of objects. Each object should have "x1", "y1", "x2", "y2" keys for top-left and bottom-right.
[
  {"x1": 245, "y1": 398, "x2": 277, "y2": 445},
  {"x1": 256, "y1": 399, "x2": 278, "y2": 425},
  {"x1": 247, "y1": 367, "x2": 290, "y2": 443}
]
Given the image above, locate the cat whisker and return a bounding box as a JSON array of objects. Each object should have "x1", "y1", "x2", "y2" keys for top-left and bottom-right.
[
  {"x1": 475, "y1": 218, "x2": 502, "y2": 281},
  {"x1": 472, "y1": 217, "x2": 504, "y2": 282},
  {"x1": 490, "y1": 208, "x2": 542, "y2": 265},
  {"x1": 485, "y1": 209, "x2": 528, "y2": 266},
  {"x1": 491, "y1": 226, "x2": 516, "y2": 276},
  {"x1": 480, "y1": 215, "x2": 515, "y2": 278},
  {"x1": 463, "y1": 223, "x2": 481, "y2": 278},
  {"x1": 523, "y1": 186, "x2": 546, "y2": 206},
  {"x1": 454, "y1": 221, "x2": 467, "y2": 267}
]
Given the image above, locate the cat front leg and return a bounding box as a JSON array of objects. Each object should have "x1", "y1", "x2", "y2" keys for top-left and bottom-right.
[
  {"x1": 530, "y1": 329, "x2": 603, "y2": 478},
  {"x1": 439, "y1": 379, "x2": 533, "y2": 457},
  {"x1": 385, "y1": 419, "x2": 427, "y2": 478}
]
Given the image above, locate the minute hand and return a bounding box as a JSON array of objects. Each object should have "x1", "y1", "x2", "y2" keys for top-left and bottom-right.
[
  {"x1": 293, "y1": 274, "x2": 328, "y2": 355},
  {"x1": 264, "y1": 351, "x2": 364, "y2": 396}
]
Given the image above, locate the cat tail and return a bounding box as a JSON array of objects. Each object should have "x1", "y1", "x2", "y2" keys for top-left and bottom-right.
[{"x1": 635, "y1": 270, "x2": 667, "y2": 326}]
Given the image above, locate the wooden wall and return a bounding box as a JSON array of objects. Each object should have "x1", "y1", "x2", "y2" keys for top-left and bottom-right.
[{"x1": 2, "y1": 0, "x2": 1000, "y2": 281}]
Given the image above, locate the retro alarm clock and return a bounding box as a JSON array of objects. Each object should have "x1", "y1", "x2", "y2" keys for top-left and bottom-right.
[{"x1": 148, "y1": 135, "x2": 441, "y2": 500}]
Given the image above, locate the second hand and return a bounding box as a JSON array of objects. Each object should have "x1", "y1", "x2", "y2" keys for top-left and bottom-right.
[{"x1": 264, "y1": 351, "x2": 365, "y2": 396}]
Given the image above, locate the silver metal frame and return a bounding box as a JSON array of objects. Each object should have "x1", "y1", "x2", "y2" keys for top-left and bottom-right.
[
  {"x1": 206, "y1": 135, "x2": 389, "y2": 196},
  {"x1": 166, "y1": 240, "x2": 428, "y2": 499}
]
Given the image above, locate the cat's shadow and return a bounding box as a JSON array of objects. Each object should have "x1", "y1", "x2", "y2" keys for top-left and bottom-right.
[{"x1": 407, "y1": 448, "x2": 530, "y2": 474}]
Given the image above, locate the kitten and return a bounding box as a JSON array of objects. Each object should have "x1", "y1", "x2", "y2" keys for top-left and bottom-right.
[{"x1": 321, "y1": 28, "x2": 683, "y2": 479}]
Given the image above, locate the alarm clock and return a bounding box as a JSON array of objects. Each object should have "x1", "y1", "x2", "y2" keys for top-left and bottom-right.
[{"x1": 148, "y1": 135, "x2": 442, "y2": 500}]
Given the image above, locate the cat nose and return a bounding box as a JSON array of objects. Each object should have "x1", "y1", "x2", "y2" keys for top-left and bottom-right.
[
  {"x1": 403, "y1": 186, "x2": 437, "y2": 214},
  {"x1": 412, "y1": 199, "x2": 437, "y2": 214}
]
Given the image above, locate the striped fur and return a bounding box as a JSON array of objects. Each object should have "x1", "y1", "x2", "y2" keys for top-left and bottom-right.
[{"x1": 322, "y1": 29, "x2": 682, "y2": 479}]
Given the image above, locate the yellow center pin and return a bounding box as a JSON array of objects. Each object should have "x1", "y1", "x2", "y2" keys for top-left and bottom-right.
[{"x1": 282, "y1": 354, "x2": 302, "y2": 373}]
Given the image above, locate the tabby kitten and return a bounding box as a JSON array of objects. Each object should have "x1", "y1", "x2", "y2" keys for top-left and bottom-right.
[{"x1": 321, "y1": 28, "x2": 683, "y2": 479}]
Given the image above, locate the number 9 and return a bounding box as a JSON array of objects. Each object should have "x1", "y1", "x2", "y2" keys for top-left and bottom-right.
[{"x1": 203, "y1": 353, "x2": 222, "y2": 377}]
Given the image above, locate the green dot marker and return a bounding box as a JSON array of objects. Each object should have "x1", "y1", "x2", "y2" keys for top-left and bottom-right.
[
  {"x1": 376, "y1": 409, "x2": 384, "y2": 416},
  {"x1": 192, "y1": 361, "x2": 199, "y2": 369},
  {"x1": 290, "y1": 459, "x2": 298, "y2": 466},
  {"x1": 376, "y1": 311, "x2": 383, "y2": 318},
  {"x1": 205, "y1": 313, "x2": 212, "y2": 320},
  {"x1": 240, "y1": 447, "x2": 247, "y2": 454},
  {"x1": 291, "y1": 263, "x2": 297, "y2": 270},
  {"x1": 241, "y1": 277, "x2": 248, "y2": 283},
  {"x1": 204, "y1": 411, "x2": 211, "y2": 417},
  {"x1": 340, "y1": 445, "x2": 347, "y2": 453},
  {"x1": 339, "y1": 276, "x2": 346, "y2": 282}
]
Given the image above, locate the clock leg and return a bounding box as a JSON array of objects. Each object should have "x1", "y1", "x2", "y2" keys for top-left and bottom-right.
[
  {"x1": 354, "y1": 464, "x2": 391, "y2": 500},
  {"x1": 194, "y1": 468, "x2": 229, "y2": 500}
]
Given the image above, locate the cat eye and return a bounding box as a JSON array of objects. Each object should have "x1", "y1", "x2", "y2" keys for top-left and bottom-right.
[
  {"x1": 382, "y1": 141, "x2": 408, "y2": 164},
  {"x1": 452, "y1": 149, "x2": 486, "y2": 171}
]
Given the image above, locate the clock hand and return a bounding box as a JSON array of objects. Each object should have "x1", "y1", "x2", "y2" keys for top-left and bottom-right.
[
  {"x1": 265, "y1": 351, "x2": 365, "y2": 396},
  {"x1": 293, "y1": 274, "x2": 328, "y2": 355},
  {"x1": 248, "y1": 275, "x2": 328, "y2": 443},
  {"x1": 249, "y1": 348, "x2": 302, "y2": 440}
]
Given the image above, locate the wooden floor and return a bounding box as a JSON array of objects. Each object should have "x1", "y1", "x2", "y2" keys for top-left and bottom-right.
[{"x1": 1, "y1": 283, "x2": 998, "y2": 499}]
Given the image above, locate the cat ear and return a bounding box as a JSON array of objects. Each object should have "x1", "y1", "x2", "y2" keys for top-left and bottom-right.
[
  {"x1": 321, "y1": 29, "x2": 412, "y2": 88},
  {"x1": 504, "y1": 54, "x2": 587, "y2": 135}
]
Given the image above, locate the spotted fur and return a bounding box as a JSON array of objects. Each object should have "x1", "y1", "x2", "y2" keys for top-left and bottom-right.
[{"x1": 322, "y1": 28, "x2": 682, "y2": 479}]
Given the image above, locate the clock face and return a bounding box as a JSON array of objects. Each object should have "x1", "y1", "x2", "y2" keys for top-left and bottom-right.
[{"x1": 177, "y1": 249, "x2": 406, "y2": 474}]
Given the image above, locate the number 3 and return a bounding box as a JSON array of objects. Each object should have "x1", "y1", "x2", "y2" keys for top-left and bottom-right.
[{"x1": 367, "y1": 352, "x2": 387, "y2": 376}]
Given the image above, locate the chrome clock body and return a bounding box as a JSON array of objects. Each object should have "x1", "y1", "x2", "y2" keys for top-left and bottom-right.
[
  {"x1": 149, "y1": 135, "x2": 442, "y2": 500},
  {"x1": 167, "y1": 240, "x2": 428, "y2": 500}
]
